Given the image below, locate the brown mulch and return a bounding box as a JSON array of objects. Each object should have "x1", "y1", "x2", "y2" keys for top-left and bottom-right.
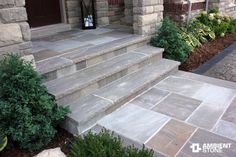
[
  {"x1": 0, "y1": 128, "x2": 74, "y2": 157},
  {"x1": 180, "y1": 33, "x2": 236, "y2": 71}
]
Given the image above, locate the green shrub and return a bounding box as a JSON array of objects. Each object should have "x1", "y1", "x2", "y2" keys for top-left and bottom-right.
[
  {"x1": 228, "y1": 19, "x2": 236, "y2": 33},
  {"x1": 68, "y1": 130, "x2": 154, "y2": 157},
  {"x1": 151, "y1": 18, "x2": 191, "y2": 62},
  {"x1": 0, "y1": 54, "x2": 69, "y2": 151},
  {"x1": 0, "y1": 130, "x2": 7, "y2": 152}
]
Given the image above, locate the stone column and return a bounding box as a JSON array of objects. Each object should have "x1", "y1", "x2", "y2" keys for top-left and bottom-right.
[
  {"x1": 96, "y1": 0, "x2": 109, "y2": 26},
  {"x1": 0, "y1": 0, "x2": 32, "y2": 58},
  {"x1": 133, "y1": 0, "x2": 164, "y2": 36},
  {"x1": 65, "y1": 0, "x2": 81, "y2": 28},
  {"x1": 124, "y1": 0, "x2": 133, "y2": 26}
]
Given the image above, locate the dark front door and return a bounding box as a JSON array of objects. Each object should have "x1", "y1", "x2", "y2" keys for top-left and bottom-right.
[{"x1": 26, "y1": 0, "x2": 62, "y2": 28}]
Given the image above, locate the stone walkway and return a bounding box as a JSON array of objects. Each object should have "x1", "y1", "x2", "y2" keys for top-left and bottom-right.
[
  {"x1": 95, "y1": 71, "x2": 236, "y2": 157},
  {"x1": 195, "y1": 42, "x2": 236, "y2": 82}
]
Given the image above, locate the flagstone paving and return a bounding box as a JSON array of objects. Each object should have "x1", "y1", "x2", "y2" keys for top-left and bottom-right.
[
  {"x1": 146, "y1": 119, "x2": 196, "y2": 157},
  {"x1": 177, "y1": 129, "x2": 236, "y2": 157},
  {"x1": 97, "y1": 74, "x2": 236, "y2": 157},
  {"x1": 32, "y1": 27, "x2": 133, "y2": 62},
  {"x1": 152, "y1": 93, "x2": 201, "y2": 121}
]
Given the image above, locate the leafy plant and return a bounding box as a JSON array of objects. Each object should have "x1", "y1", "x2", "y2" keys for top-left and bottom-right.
[
  {"x1": 227, "y1": 19, "x2": 236, "y2": 33},
  {"x1": 68, "y1": 130, "x2": 154, "y2": 157},
  {"x1": 187, "y1": 20, "x2": 216, "y2": 43},
  {"x1": 0, "y1": 131, "x2": 7, "y2": 152},
  {"x1": 180, "y1": 30, "x2": 201, "y2": 50},
  {"x1": 0, "y1": 54, "x2": 70, "y2": 151},
  {"x1": 196, "y1": 9, "x2": 231, "y2": 37},
  {"x1": 151, "y1": 17, "x2": 191, "y2": 62}
]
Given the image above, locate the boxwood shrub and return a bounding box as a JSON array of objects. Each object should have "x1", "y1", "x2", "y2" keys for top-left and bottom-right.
[
  {"x1": 68, "y1": 130, "x2": 154, "y2": 157},
  {"x1": 0, "y1": 55, "x2": 69, "y2": 151},
  {"x1": 151, "y1": 17, "x2": 192, "y2": 63}
]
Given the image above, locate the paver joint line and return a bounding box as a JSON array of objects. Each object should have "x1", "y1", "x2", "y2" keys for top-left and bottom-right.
[{"x1": 93, "y1": 94, "x2": 114, "y2": 104}]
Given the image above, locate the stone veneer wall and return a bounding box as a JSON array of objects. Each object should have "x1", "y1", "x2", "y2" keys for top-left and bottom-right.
[
  {"x1": 164, "y1": 0, "x2": 206, "y2": 24},
  {"x1": 65, "y1": 0, "x2": 81, "y2": 28},
  {"x1": 124, "y1": 0, "x2": 133, "y2": 26},
  {"x1": 133, "y1": 0, "x2": 164, "y2": 35},
  {"x1": 108, "y1": 4, "x2": 125, "y2": 24},
  {"x1": 65, "y1": 0, "x2": 110, "y2": 28},
  {"x1": 209, "y1": 0, "x2": 236, "y2": 18},
  {"x1": 0, "y1": 0, "x2": 31, "y2": 58}
]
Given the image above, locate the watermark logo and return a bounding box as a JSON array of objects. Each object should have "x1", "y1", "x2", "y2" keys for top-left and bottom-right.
[{"x1": 190, "y1": 143, "x2": 231, "y2": 153}]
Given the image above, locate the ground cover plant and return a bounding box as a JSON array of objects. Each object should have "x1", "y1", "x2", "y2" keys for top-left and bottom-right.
[
  {"x1": 151, "y1": 8, "x2": 236, "y2": 63},
  {"x1": 0, "y1": 55, "x2": 70, "y2": 151},
  {"x1": 68, "y1": 130, "x2": 154, "y2": 157}
]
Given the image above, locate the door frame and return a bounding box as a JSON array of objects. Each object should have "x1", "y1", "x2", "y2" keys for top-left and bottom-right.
[
  {"x1": 60, "y1": 0, "x2": 67, "y2": 24},
  {"x1": 26, "y1": 0, "x2": 68, "y2": 28}
]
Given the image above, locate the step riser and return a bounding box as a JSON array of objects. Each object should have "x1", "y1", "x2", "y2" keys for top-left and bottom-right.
[
  {"x1": 41, "y1": 41, "x2": 148, "y2": 82},
  {"x1": 56, "y1": 52, "x2": 162, "y2": 106},
  {"x1": 43, "y1": 64, "x2": 76, "y2": 82},
  {"x1": 63, "y1": 66, "x2": 179, "y2": 135}
]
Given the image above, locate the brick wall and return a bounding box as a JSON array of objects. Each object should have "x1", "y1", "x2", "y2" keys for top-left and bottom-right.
[
  {"x1": 0, "y1": 0, "x2": 32, "y2": 58},
  {"x1": 164, "y1": 0, "x2": 205, "y2": 24}
]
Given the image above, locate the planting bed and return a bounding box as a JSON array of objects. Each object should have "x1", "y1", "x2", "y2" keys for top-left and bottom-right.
[
  {"x1": 180, "y1": 33, "x2": 236, "y2": 71},
  {"x1": 0, "y1": 128, "x2": 73, "y2": 157}
]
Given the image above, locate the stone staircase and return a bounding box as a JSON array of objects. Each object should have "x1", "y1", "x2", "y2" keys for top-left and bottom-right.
[
  {"x1": 36, "y1": 34, "x2": 180, "y2": 134},
  {"x1": 35, "y1": 32, "x2": 236, "y2": 157}
]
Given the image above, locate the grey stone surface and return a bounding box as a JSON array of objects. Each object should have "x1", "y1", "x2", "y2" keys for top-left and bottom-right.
[
  {"x1": 19, "y1": 22, "x2": 31, "y2": 41},
  {"x1": 156, "y1": 76, "x2": 236, "y2": 106},
  {"x1": 0, "y1": 23, "x2": 23, "y2": 47},
  {"x1": 98, "y1": 104, "x2": 170, "y2": 143},
  {"x1": 33, "y1": 49, "x2": 59, "y2": 61},
  {"x1": 146, "y1": 119, "x2": 196, "y2": 157},
  {"x1": 177, "y1": 129, "x2": 236, "y2": 157},
  {"x1": 94, "y1": 59, "x2": 179, "y2": 104},
  {"x1": 0, "y1": 7, "x2": 27, "y2": 23},
  {"x1": 45, "y1": 52, "x2": 149, "y2": 100},
  {"x1": 36, "y1": 57, "x2": 73, "y2": 74},
  {"x1": 213, "y1": 120, "x2": 236, "y2": 141},
  {"x1": 175, "y1": 71, "x2": 236, "y2": 90},
  {"x1": 222, "y1": 99, "x2": 236, "y2": 124},
  {"x1": 187, "y1": 102, "x2": 228, "y2": 130},
  {"x1": 155, "y1": 76, "x2": 204, "y2": 98},
  {"x1": 130, "y1": 88, "x2": 169, "y2": 109},
  {"x1": 67, "y1": 95, "x2": 113, "y2": 134},
  {"x1": 152, "y1": 93, "x2": 201, "y2": 120}
]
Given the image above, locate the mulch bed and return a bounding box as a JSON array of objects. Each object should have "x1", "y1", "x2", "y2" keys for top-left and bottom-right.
[
  {"x1": 179, "y1": 33, "x2": 236, "y2": 71},
  {"x1": 0, "y1": 128, "x2": 74, "y2": 157}
]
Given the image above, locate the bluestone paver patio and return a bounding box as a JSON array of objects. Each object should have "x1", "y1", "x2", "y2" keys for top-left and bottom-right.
[{"x1": 97, "y1": 74, "x2": 236, "y2": 157}]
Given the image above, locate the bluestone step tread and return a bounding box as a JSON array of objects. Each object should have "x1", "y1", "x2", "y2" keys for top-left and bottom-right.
[
  {"x1": 45, "y1": 50, "x2": 159, "y2": 99},
  {"x1": 36, "y1": 57, "x2": 73, "y2": 74},
  {"x1": 66, "y1": 59, "x2": 180, "y2": 134},
  {"x1": 62, "y1": 35, "x2": 149, "y2": 63}
]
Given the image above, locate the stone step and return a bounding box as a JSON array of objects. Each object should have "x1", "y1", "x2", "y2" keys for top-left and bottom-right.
[
  {"x1": 63, "y1": 59, "x2": 180, "y2": 134},
  {"x1": 45, "y1": 46, "x2": 163, "y2": 105},
  {"x1": 36, "y1": 35, "x2": 149, "y2": 82},
  {"x1": 31, "y1": 23, "x2": 71, "y2": 39}
]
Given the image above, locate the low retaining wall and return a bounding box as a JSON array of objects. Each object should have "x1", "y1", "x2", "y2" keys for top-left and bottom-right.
[{"x1": 0, "y1": 0, "x2": 32, "y2": 58}]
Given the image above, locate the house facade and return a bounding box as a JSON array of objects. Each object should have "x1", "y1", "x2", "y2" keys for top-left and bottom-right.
[{"x1": 0, "y1": 0, "x2": 235, "y2": 58}]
